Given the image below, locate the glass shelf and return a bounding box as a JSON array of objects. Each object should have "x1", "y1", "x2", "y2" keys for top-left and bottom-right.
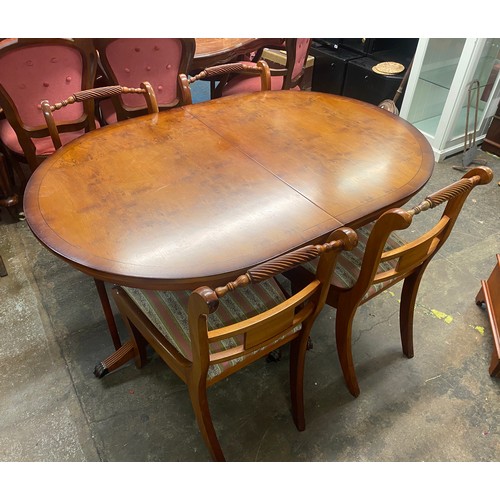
[
  {"x1": 406, "y1": 39, "x2": 467, "y2": 138},
  {"x1": 419, "y1": 65, "x2": 458, "y2": 90},
  {"x1": 401, "y1": 38, "x2": 500, "y2": 161}
]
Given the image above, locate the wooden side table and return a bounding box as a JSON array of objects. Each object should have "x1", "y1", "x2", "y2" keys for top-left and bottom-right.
[{"x1": 476, "y1": 254, "x2": 500, "y2": 377}]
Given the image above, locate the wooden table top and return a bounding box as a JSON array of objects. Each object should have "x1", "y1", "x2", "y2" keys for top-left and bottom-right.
[
  {"x1": 193, "y1": 38, "x2": 283, "y2": 68},
  {"x1": 24, "y1": 91, "x2": 434, "y2": 290}
]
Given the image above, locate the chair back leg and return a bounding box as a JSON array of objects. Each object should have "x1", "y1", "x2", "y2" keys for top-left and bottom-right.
[
  {"x1": 289, "y1": 334, "x2": 309, "y2": 431},
  {"x1": 399, "y1": 264, "x2": 429, "y2": 359},
  {"x1": 335, "y1": 299, "x2": 360, "y2": 397}
]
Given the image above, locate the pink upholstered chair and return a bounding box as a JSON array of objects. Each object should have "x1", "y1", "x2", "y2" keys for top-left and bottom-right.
[
  {"x1": 0, "y1": 38, "x2": 98, "y2": 174},
  {"x1": 93, "y1": 38, "x2": 195, "y2": 123},
  {"x1": 213, "y1": 38, "x2": 312, "y2": 98}
]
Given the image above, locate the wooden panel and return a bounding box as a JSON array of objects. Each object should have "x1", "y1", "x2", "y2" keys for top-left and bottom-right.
[
  {"x1": 243, "y1": 308, "x2": 295, "y2": 350},
  {"x1": 477, "y1": 255, "x2": 500, "y2": 377}
]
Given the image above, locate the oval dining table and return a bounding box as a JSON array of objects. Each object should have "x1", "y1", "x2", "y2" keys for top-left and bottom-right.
[{"x1": 23, "y1": 90, "x2": 434, "y2": 376}]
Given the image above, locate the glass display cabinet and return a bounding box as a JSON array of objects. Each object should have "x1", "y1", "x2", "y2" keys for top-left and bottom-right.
[{"x1": 400, "y1": 38, "x2": 500, "y2": 161}]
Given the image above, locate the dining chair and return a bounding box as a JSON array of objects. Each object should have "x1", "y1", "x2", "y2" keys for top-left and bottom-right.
[
  {"x1": 40, "y1": 81, "x2": 158, "y2": 354},
  {"x1": 178, "y1": 60, "x2": 272, "y2": 105},
  {"x1": 212, "y1": 38, "x2": 312, "y2": 98},
  {"x1": 0, "y1": 38, "x2": 98, "y2": 175},
  {"x1": 285, "y1": 166, "x2": 494, "y2": 398},
  {"x1": 41, "y1": 82, "x2": 158, "y2": 149},
  {"x1": 92, "y1": 38, "x2": 195, "y2": 123},
  {"x1": 109, "y1": 227, "x2": 357, "y2": 461}
]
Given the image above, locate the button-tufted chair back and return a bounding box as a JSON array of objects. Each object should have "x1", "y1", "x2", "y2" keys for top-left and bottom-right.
[
  {"x1": 94, "y1": 38, "x2": 195, "y2": 123},
  {"x1": 0, "y1": 38, "x2": 98, "y2": 174},
  {"x1": 288, "y1": 38, "x2": 311, "y2": 86}
]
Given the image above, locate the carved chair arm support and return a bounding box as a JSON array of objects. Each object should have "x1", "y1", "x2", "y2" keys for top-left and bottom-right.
[
  {"x1": 215, "y1": 236, "x2": 351, "y2": 298},
  {"x1": 189, "y1": 61, "x2": 269, "y2": 83},
  {"x1": 407, "y1": 169, "x2": 489, "y2": 216},
  {"x1": 47, "y1": 84, "x2": 156, "y2": 112}
]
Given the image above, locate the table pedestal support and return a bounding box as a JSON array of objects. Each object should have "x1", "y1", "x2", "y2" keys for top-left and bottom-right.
[
  {"x1": 94, "y1": 340, "x2": 135, "y2": 378},
  {"x1": 94, "y1": 278, "x2": 122, "y2": 350}
]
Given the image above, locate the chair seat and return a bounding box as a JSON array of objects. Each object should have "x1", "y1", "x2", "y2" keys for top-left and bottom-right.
[
  {"x1": 222, "y1": 73, "x2": 285, "y2": 96},
  {"x1": 220, "y1": 60, "x2": 300, "y2": 97},
  {"x1": 0, "y1": 118, "x2": 100, "y2": 156},
  {"x1": 123, "y1": 278, "x2": 298, "y2": 380},
  {"x1": 305, "y1": 222, "x2": 407, "y2": 301}
]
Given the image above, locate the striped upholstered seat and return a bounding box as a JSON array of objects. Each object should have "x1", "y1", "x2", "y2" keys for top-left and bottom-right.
[
  {"x1": 304, "y1": 222, "x2": 407, "y2": 302},
  {"x1": 123, "y1": 278, "x2": 293, "y2": 381}
]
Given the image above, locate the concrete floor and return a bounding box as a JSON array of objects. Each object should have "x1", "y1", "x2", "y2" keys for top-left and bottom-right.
[{"x1": 0, "y1": 146, "x2": 499, "y2": 467}]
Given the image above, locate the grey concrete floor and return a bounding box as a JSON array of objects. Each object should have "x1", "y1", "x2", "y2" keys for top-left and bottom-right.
[{"x1": 0, "y1": 147, "x2": 499, "y2": 470}]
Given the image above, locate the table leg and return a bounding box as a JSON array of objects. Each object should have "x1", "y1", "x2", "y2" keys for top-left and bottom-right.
[
  {"x1": 0, "y1": 154, "x2": 19, "y2": 219},
  {"x1": 94, "y1": 340, "x2": 135, "y2": 378},
  {"x1": 94, "y1": 278, "x2": 122, "y2": 350},
  {"x1": 0, "y1": 255, "x2": 7, "y2": 277}
]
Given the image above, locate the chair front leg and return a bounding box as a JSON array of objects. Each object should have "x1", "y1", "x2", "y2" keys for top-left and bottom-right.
[
  {"x1": 399, "y1": 264, "x2": 427, "y2": 359},
  {"x1": 187, "y1": 378, "x2": 225, "y2": 462}
]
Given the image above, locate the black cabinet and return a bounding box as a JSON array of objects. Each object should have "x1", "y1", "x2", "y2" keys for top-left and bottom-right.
[
  {"x1": 342, "y1": 56, "x2": 404, "y2": 106},
  {"x1": 310, "y1": 38, "x2": 418, "y2": 109},
  {"x1": 310, "y1": 43, "x2": 362, "y2": 95}
]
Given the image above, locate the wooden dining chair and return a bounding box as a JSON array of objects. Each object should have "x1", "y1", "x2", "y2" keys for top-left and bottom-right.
[
  {"x1": 286, "y1": 166, "x2": 494, "y2": 398},
  {"x1": 0, "y1": 38, "x2": 98, "y2": 175},
  {"x1": 41, "y1": 82, "x2": 158, "y2": 149},
  {"x1": 40, "y1": 81, "x2": 158, "y2": 354},
  {"x1": 212, "y1": 38, "x2": 312, "y2": 98},
  {"x1": 109, "y1": 227, "x2": 357, "y2": 461},
  {"x1": 178, "y1": 60, "x2": 272, "y2": 105},
  {"x1": 93, "y1": 38, "x2": 195, "y2": 123}
]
